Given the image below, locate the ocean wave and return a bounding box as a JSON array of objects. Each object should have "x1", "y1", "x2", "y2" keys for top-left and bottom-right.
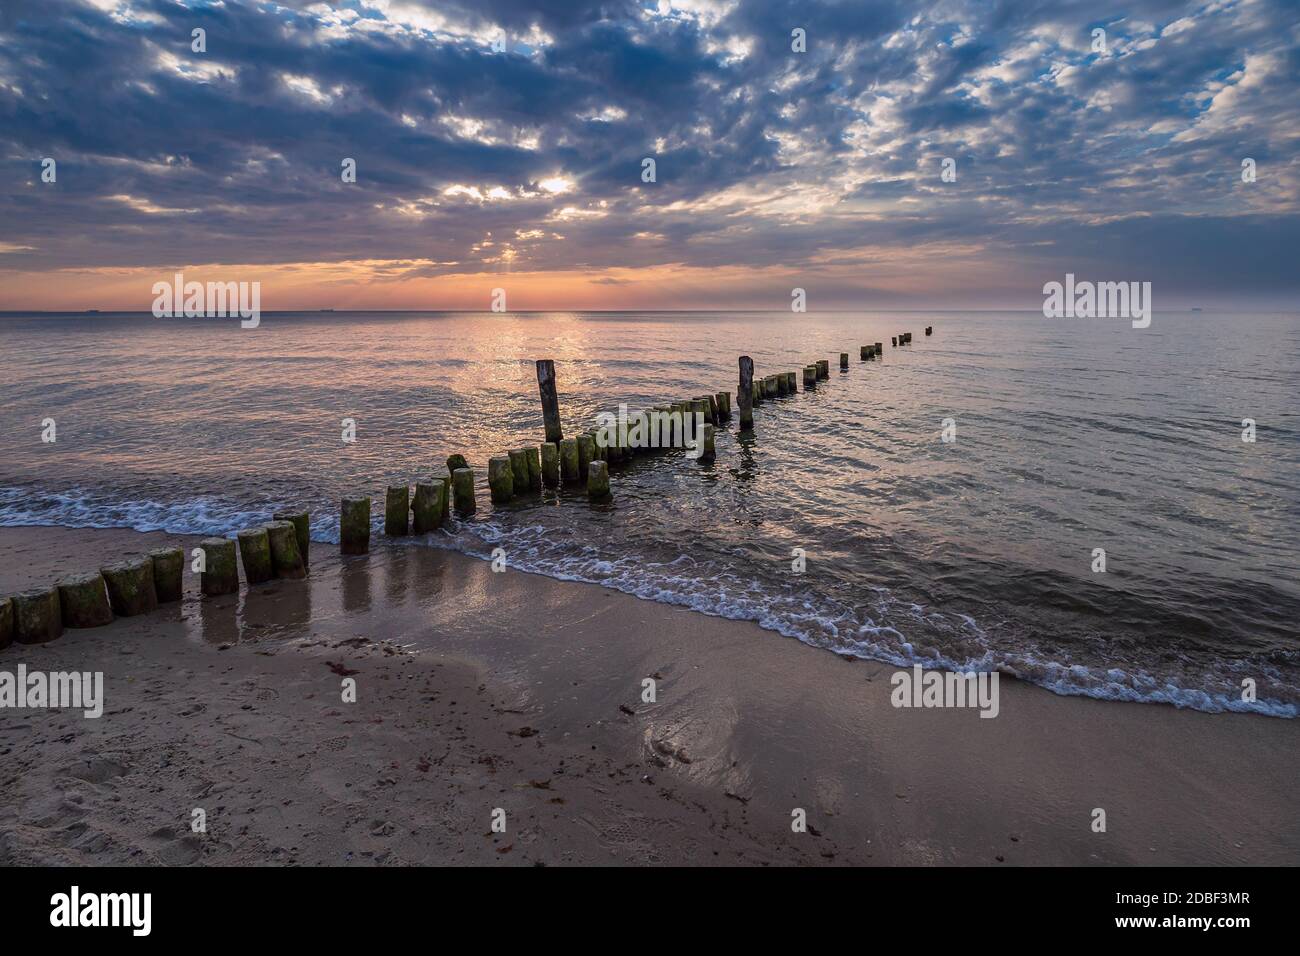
[{"x1": 2, "y1": 485, "x2": 1294, "y2": 718}]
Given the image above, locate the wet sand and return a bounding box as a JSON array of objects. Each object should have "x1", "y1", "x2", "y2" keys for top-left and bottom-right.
[{"x1": 1, "y1": 525, "x2": 1296, "y2": 865}]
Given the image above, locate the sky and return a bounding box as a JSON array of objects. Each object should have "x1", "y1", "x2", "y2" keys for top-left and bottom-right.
[{"x1": 0, "y1": 0, "x2": 1296, "y2": 311}]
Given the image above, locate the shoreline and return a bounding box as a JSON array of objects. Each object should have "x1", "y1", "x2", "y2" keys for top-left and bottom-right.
[{"x1": 2, "y1": 524, "x2": 1297, "y2": 866}]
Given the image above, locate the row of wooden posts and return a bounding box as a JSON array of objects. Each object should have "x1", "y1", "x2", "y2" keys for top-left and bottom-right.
[
  {"x1": 1, "y1": 328, "x2": 934, "y2": 648},
  {"x1": 0, "y1": 511, "x2": 309, "y2": 648}
]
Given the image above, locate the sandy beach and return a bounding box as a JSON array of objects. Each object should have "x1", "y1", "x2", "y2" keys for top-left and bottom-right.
[{"x1": 1, "y1": 524, "x2": 1294, "y2": 867}]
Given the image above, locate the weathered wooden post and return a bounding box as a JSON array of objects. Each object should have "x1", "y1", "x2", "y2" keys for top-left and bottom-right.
[
  {"x1": 340, "y1": 496, "x2": 373, "y2": 552},
  {"x1": 237, "y1": 527, "x2": 275, "y2": 584},
  {"x1": 840, "y1": 352, "x2": 849, "y2": 370},
  {"x1": 577, "y1": 435, "x2": 595, "y2": 476},
  {"x1": 14, "y1": 587, "x2": 61, "y2": 643},
  {"x1": 452, "y1": 468, "x2": 476, "y2": 514},
  {"x1": 891, "y1": 336, "x2": 897, "y2": 347},
  {"x1": 860, "y1": 345, "x2": 869, "y2": 360},
  {"x1": 340, "y1": 498, "x2": 372, "y2": 554},
  {"x1": 559, "y1": 438, "x2": 580, "y2": 482},
  {"x1": 875, "y1": 341, "x2": 883, "y2": 356},
  {"x1": 738, "y1": 356, "x2": 754, "y2": 431},
  {"x1": 587, "y1": 460, "x2": 611, "y2": 499},
  {"x1": 0, "y1": 597, "x2": 12, "y2": 649},
  {"x1": 273, "y1": 510, "x2": 310, "y2": 567},
  {"x1": 199, "y1": 538, "x2": 240, "y2": 593},
  {"x1": 102, "y1": 556, "x2": 159, "y2": 615},
  {"x1": 536, "y1": 359, "x2": 563, "y2": 444},
  {"x1": 700, "y1": 423, "x2": 716, "y2": 462},
  {"x1": 751, "y1": 382, "x2": 762, "y2": 405},
  {"x1": 540, "y1": 442, "x2": 559, "y2": 487},
  {"x1": 412, "y1": 480, "x2": 442, "y2": 533},
  {"x1": 508, "y1": 449, "x2": 530, "y2": 492},
  {"x1": 57, "y1": 572, "x2": 113, "y2": 628},
  {"x1": 524, "y1": 447, "x2": 542, "y2": 490},
  {"x1": 816, "y1": 359, "x2": 829, "y2": 380},
  {"x1": 150, "y1": 547, "x2": 185, "y2": 603},
  {"x1": 385, "y1": 485, "x2": 409, "y2": 535},
  {"x1": 786, "y1": 371, "x2": 797, "y2": 392},
  {"x1": 803, "y1": 365, "x2": 817, "y2": 388},
  {"x1": 266, "y1": 520, "x2": 307, "y2": 578},
  {"x1": 925, "y1": 326, "x2": 932, "y2": 336},
  {"x1": 715, "y1": 391, "x2": 731, "y2": 420},
  {"x1": 488, "y1": 456, "x2": 515, "y2": 503}
]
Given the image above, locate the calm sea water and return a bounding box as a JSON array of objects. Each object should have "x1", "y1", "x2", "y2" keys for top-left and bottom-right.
[{"x1": 1, "y1": 310, "x2": 1297, "y2": 715}]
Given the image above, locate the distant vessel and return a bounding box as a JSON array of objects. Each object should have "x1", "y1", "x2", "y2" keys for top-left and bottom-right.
[
  {"x1": 1191, "y1": 307, "x2": 1203, "y2": 312},
  {"x1": 86, "y1": 309, "x2": 100, "y2": 313}
]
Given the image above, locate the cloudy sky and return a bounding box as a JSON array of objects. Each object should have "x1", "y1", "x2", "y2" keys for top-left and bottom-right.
[{"x1": 1, "y1": 0, "x2": 1296, "y2": 311}]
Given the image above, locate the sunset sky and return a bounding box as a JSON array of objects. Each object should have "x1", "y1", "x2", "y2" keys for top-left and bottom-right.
[{"x1": 1, "y1": 0, "x2": 1297, "y2": 312}]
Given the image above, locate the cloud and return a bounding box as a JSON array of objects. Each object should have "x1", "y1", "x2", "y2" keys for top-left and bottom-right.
[{"x1": 0, "y1": 0, "x2": 1296, "y2": 308}]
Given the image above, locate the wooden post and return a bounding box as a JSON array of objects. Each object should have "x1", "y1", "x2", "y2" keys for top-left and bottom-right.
[
  {"x1": 340, "y1": 498, "x2": 372, "y2": 554},
  {"x1": 149, "y1": 547, "x2": 185, "y2": 602},
  {"x1": 488, "y1": 456, "x2": 515, "y2": 503},
  {"x1": 266, "y1": 520, "x2": 306, "y2": 579},
  {"x1": 840, "y1": 352, "x2": 849, "y2": 370},
  {"x1": 452, "y1": 468, "x2": 476, "y2": 515},
  {"x1": 738, "y1": 356, "x2": 754, "y2": 431},
  {"x1": 860, "y1": 345, "x2": 869, "y2": 360},
  {"x1": 540, "y1": 442, "x2": 560, "y2": 487},
  {"x1": 587, "y1": 460, "x2": 611, "y2": 499},
  {"x1": 577, "y1": 435, "x2": 595, "y2": 476},
  {"x1": 803, "y1": 365, "x2": 817, "y2": 388},
  {"x1": 199, "y1": 538, "x2": 240, "y2": 593},
  {"x1": 237, "y1": 527, "x2": 275, "y2": 584},
  {"x1": 816, "y1": 359, "x2": 829, "y2": 380},
  {"x1": 57, "y1": 572, "x2": 113, "y2": 628},
  {"x1": 412, "y1": 480, "x2": 442, "y2": 533},
  {"x1": 524, "y1": 447, "x2": 542, "y2": 490},
  {"x1": 891, "y1": 336, "x2": 897, "y2": 347},
  {"x1": 786, "y1": 371, "x2": 797, "y2": 392},
  {"x1": 715, "y1": 391, "x2": 731, "y2": 420},
  {"x1": 559, "y1": 438, "x2": 580, "y2": 483},
  {"x1": 700, "y1": 423, "x2": 716, "y2": 463},
  {"x1": 508, "y1": 449, "x2": 530, "y2": 492},
  {"x1": 13, "y1": 587, "x2": 62, "y2": 643},
  {"x1": 273, "y1": 510, "x2": 310, "y2": 567},
  {"x1": 385, "y1": 485, "x2": 410, "y2": 535},
  {"x1": 875, "y1": 341, "x2": 883, "y2": 356},
  {"x1": 102, "y1": 556, "x2": 159, "y2": 615},
  {"x1": 536, "y1": 359, "x2": 563, "y2": 444}
]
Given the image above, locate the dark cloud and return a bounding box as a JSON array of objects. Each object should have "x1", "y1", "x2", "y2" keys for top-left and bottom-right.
[{"x1": 0, "y1": 0, "x2": 1296, "y2": 304}]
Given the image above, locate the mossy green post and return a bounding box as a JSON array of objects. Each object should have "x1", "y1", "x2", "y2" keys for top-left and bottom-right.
[
  {"x1": 58, "y1": 572, "x2": 113, "y2": 628},
  {"x1": 452, "y1": 467, "x2": 477, "y2": 515},
  {"x1": 266, "y1": 520, "x2": 307, "y2": 579},
  {"x1": 273, "y1": 510, "x2": 310, "y2": 567},
  {"x1": 198, "y1": 537, "x2": 239, "y2": 594},
  {"x1": 488, "y1": 456, "x2": 515, "y2": 503},
  {"x1": 559, "y1": 437, "x2": 580, "y2": 483},
  {"x1": 149, "y1": 547, "x2": 184, "y2": 602},
  {"x1": 540, "y1": 442, "x2": 559, "y2": 488},
  {"x1": 508, "y1": 449, "x2": 529, "y2": 493},
  {"x1": 587, "y1": 460, "x2": 611, "y2": 500},
  {"x1": 237, "y1": 527, "x2": 275, "y2": 584},
  {"x1": 14, "y1": 587, "x2": 61, "y2": 644},
  {"x1": 577, "y1": 434, "x2": 594, "y2": 476},
  {"x1": 412, "y1": 480, "x2": 442, "y2": 533},
  {"x1": 385, "y1": 485, "x2": 410, "y2": 535},
  {"x1": 102, "y1": 556, "x2": 158, "y2": 616},
  {"x1": 523, "y1": 446, "x2": 542, "y2": 491},
  {"x1": 340, "y1": 498, "x2": 371, "y2": 555}
]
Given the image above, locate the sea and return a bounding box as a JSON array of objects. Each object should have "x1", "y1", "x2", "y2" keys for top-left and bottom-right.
[{"x1": 2, "y1": 309, "x2": 1297, "y2": 716}]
